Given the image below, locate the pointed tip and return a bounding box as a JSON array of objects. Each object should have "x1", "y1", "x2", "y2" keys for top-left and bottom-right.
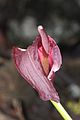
[
  {"x1": 38, "y1": 25, "x2": 49, "y2": 54},
  {"x1": 38, "y1": 25, "x2": 43, "y2": 30},
  {"x1": 38, "y1": 25, "x2": 44, "y2": 35}
]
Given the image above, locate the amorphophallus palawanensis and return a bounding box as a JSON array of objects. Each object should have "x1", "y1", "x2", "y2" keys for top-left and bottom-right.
[
  {"x1": 12, "y1": 25, "x2": 62, "y2": 102},
  {"x1": 12, "y1": 26, "x2": 72, "y2": 120}
]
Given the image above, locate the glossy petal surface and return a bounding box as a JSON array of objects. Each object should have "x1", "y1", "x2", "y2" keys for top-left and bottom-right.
[{"x1": 12, "y1": 26, "x2": 62, "y2": 102}]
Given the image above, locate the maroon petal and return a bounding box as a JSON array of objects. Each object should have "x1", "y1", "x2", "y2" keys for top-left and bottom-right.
[
  {"x1": 12, "y1": 39, "x2": 60, "y2": 102},
  {"x1": 38, "y1": 25, "x2": 49, "y2": 54},
  {"x1": 47, "y1": 36, "x2": 62, "y2": 80},
  {"x1": 48, "y1": 45, "x2": 62, "y2": 80}
]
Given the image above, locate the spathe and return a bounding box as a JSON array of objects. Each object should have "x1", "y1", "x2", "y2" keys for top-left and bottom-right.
[{"x1": 12, "y1": 26, "x2": 62, "y2": 102}]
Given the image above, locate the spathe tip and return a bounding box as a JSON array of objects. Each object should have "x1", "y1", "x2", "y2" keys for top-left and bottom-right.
[{"x1": 38, "y1": 25, "x2": 49, "y2": 54}]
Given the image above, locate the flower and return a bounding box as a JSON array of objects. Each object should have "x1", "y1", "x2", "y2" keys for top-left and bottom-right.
[{"x1": 12, "y1": 25, "x2": 62, "y2": 102}]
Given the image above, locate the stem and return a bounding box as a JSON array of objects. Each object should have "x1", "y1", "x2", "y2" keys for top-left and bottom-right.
[{"x1": 50, "y1": 100, "x2": 72, "y2": 120}]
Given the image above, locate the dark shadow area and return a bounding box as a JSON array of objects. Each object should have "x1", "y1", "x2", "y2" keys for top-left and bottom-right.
[{"x1": 0, "y1": 0, "x2": 80, "y2": 119}]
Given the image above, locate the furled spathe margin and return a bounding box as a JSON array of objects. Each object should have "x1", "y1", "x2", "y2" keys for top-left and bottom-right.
[{"x1": 12, "y1": 26, "x2": 62, "y2": 102}]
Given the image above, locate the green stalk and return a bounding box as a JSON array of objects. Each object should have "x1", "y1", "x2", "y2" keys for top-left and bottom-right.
[{"x1": 50, "y1": 100, "x2": 72, "y2": 120}]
